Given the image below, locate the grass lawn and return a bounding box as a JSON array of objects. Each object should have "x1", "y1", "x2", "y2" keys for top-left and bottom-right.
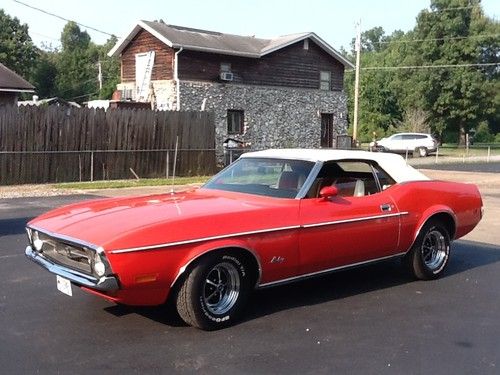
[
  {"x1": 55, "y1": 176, "x2": 211, "y2": 190},
  {"x1": 359, "y1": 143, "x2": 500, "y2": 157},
  {"x1": 437, "y1": 144, "x2": 500, "y2": 157}
]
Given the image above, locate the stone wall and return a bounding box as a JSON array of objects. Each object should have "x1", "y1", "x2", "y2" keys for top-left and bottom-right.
[
  {"x1": 118, "y1": 79, "x2": 349, "y2": 161},
  {"x1": 177, "y1": 81, "x2": 348, "y2": 157}
]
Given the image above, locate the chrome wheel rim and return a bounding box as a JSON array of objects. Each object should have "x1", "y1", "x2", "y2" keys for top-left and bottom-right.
[
  {"x1": 203, "y1": 262, "x2": 240, "y2": 315},
  {"x1": 421, "y1": 229, "x2": 447, "y2": 270}
]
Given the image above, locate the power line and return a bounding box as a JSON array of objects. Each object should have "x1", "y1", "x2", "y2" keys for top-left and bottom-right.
[
  {"x1": 30, "y1": 31, "x2": 61, "y2": 42},
  {"x1": 69, "y1": 92, "x2": 100, "y2": 101},
  {"x1": 344, "y1": 62, "x2": 499, "y2": 71},
  {"x1": 13, "y1": 0, "x2": 115, "y2": 37},
  {"x1": 428, "y1": 5, "x2": 479, "y2": 12},
  {"x1": 370, "y1": 33, "x2": 500, "y2": 45}
]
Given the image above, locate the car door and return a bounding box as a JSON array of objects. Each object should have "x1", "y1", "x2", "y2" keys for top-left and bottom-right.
[
  {"x1": 389, "y1": 134, "x2": 404, "y2": 151},
  {"x1": 402, "y1": 134, "x2": 418, "y2": 152},
  {"x1": 298, "y1": 161, "x2": 401, "y2": 275}
]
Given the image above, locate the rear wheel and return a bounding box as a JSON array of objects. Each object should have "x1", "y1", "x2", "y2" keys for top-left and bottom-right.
[
  {"x1": 405, "y1": 220, "x2": 450, "y2": 280},
  {"x1": 416, "y1": 146, "x2": 428, "y2": 157},
  {"x1": 176, "y1": 252, "x2": 251, "y2": 330}
]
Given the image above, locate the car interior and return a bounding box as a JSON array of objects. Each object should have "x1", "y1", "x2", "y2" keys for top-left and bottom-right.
[{"x1": 304, "y1": 161, "x2": 387, "y2": 198}]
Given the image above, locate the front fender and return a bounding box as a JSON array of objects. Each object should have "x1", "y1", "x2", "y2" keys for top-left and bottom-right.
[{"x1": 169, "y1": 238, "x2": 262, "y2": 289}]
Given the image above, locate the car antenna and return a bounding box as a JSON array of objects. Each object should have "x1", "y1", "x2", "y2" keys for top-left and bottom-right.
[{"x1": 170, "y1": 136, "x2": 179, "y2": 195}]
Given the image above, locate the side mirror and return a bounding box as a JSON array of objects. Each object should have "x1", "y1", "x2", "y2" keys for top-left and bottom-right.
[{"x1": 319, "y1": 185, "x2": 338, "y2": 199}]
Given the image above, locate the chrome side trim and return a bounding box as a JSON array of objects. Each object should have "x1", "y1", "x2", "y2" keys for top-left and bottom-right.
[
  {"x1": 110, "y1": 225, "x2": 301, "y2": 254},
  {"x1": 302, "y1": 211, "x2": 408, "y2": 229},
  {"x1": 110, "y1": 212, "x2": 409, "y2": 254},
  {"x1": 25, "y1": 246, "x2": 119, "y2": 292},
  {"x1": 258, "y1": 252, "x2": 407, "y2": 288}
]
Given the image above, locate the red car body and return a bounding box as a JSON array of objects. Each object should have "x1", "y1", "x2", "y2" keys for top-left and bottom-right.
[{"x1": 25, "y1": 149, "x2": 483, "y2": 329}]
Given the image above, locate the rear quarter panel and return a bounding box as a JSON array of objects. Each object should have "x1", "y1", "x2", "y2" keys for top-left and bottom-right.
[{"x1": 388, "y1": 181, "x2": 482, "y2": 252}]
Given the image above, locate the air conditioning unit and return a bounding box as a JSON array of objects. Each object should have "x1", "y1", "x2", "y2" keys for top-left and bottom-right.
[{"x1": 220, "y1": 72, "x2": 234, "y2": 81}]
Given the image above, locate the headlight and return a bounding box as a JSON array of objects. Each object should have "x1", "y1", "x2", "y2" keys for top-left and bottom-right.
[
  {"x1": 32, "y1": 231, "x2": 44, "y2": 252},
  {"x1": 93, "y1": 252, "x2": 106, "y2": 277}
]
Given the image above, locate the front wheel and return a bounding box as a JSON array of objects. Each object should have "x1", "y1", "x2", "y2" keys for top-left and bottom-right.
[
  {"x1": 405, "y1": 220, "x2": 450, "y2": 280},
  {"x1": 176, "y1": 252, "x2": 250, "y2": 330}
]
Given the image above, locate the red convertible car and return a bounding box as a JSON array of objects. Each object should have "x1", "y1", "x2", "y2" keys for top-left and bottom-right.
[{"x1": 25, "y1": 149, "x2": 483, "y2": 330}]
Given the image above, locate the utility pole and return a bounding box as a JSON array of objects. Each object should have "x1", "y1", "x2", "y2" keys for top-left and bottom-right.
[
  {"x1": 97, "y1": 60, "x2": 103, "y2": 98},
  {"x1": 353, "y1": 20, "x2": 361, "y2": 144}
]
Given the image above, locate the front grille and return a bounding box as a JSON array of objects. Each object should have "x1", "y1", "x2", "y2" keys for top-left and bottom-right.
[{"x1": 37, "y1": 232, "x2": 93, "y2": 274}]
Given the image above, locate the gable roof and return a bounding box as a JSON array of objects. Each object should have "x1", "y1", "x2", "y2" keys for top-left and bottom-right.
[
  {"x1": 108, "y1": 21, "x2": 354, "y2": 68},
  {"x1": 0, "y1": 63, "x2": 35, "y2": 92}
]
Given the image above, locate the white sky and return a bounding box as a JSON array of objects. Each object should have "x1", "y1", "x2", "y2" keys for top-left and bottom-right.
[{"x1": 2, "y1": 0, "x2": 499, "y2": 52}]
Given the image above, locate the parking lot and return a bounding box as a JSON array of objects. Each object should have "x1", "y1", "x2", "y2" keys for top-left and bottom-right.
[{"x1": 1, "y1": 166, "x2": 499, "y2": 374}]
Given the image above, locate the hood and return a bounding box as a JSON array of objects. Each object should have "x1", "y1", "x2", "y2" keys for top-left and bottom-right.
[{"x1": 29, "y1": 188, "x2": 299, "y2": 252}]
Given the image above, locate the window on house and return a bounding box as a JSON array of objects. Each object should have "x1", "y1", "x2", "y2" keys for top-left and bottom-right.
[
  {"x1": 220, "y1": 63, "x2": 231, "y2": 72},
  {"x1": 227, "y1": 110, "x2": 244, "y2": 134},
  {"x1": 319, "y1": 71, "x2": 331, "y2": 90}
]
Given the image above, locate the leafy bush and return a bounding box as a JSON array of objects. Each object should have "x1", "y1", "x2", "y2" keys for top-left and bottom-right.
[
  {"x1": 474, "y1": 122, "x2": 495, "y2": 143},
  {"x1": 495, "y1": 133, "x2": 500, "y2": 144}
]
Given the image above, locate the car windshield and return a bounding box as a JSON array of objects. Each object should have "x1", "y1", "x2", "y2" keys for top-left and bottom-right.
[{"x1": 203, "y1": 158, "x2": 315, "y2": 198}]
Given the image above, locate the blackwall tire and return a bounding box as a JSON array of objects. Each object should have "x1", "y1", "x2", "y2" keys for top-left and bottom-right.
[
  {"x1": 176, "y1": 252, "x2": 250, "y2": 330},
  {"x1": 405, "y1": 220, "x2": 450, "y2": 280}
]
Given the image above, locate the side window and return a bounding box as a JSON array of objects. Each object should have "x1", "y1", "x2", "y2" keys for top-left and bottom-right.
[
  {"x1": 306, "y1": 161, "x2": 380, "y2": 198},
  {"x1": 372, "y1": 165, "x2": 396, "y2": 191},
  {"x1": 392, "y1": 135, "x2": 403, "y2": 141}
]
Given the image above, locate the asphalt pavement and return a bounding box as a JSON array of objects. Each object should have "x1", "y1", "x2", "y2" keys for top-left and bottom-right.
[{"x1": 1, "y1": 165, "x2": 499, "y2": 374}]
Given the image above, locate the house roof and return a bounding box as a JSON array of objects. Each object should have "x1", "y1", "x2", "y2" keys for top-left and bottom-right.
[
  {"x1": 0, "y1": 62, "x2": 35, "y2": 92},
  {"x1": 18, "y1": 97, "x2": 81, "y2": 108},
  {"x1": 108, "y1": 21, "x2": 354, "y2": 68}
]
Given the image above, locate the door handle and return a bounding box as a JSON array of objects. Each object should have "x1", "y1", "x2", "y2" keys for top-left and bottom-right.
[{"x1": 380, "y1": 203, "x2": 392, "y2": 212}]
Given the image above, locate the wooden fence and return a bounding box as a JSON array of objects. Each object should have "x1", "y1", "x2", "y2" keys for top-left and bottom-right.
[{"x1": 0, "y1": 106, "x2": 216, "y2": 185}]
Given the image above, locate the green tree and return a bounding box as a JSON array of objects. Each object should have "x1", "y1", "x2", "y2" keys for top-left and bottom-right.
[
  {"x1": 344, "y1": 28, "x2": 406, "y2": 141},
  {"x1": 90, "y1": 36, "x2": 120, "y2": 100},
  {"x1": 408, "y1": 0, "x2": 498, "y2": 144},
  {"x1": 31, "y1": 49, "x2": 58, "y2": 98},
  {"x1": 56, "y1": 22, "x2": 97, "y2": 101},
  {"x1": 55, "y1": 22, "x2": 120, "y2": 102},
  {"x1": 0, "y1": 9, "x2": 38, "y2": 79},
  {"x1": 343, "y1": 0, "x2": 499, "y2": 144}
]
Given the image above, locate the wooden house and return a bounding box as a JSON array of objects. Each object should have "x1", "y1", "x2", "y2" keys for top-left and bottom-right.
[
  {"x1": 109, "y1": 21, "x2": 354, "y2": 154},
  {"x1": 0, "y1": 63, "x2": 35, "y2": 107}
]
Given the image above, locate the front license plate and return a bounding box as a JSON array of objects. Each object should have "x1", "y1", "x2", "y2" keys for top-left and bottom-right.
[{"x1": 56, "y1": 275, "x2": 73, "y2": 296}]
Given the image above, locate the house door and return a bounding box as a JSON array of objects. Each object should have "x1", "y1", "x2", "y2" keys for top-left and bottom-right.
[{"x1": 321, "y1": 113, "x2": 334, "y2": 148}]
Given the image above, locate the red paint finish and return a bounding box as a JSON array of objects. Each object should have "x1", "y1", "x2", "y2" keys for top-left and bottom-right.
[{"x1": 27, "y1": 180, "x2": 482, "y2": 306}]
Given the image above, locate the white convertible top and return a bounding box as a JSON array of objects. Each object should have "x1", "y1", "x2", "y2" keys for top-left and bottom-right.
[{"x1": 240, "y1": 149, "x2": 430, "y2": 183}]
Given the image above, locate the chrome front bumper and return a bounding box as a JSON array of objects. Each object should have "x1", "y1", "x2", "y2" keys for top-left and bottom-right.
[{"x1": 25, "y1": 246, "x2": 119, "y2": 292}]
